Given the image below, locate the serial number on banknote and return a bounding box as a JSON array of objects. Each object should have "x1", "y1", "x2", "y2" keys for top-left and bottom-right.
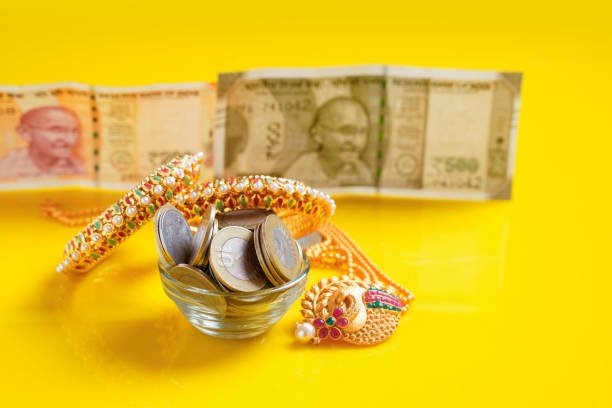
[{"x1": 262, "y1": 100, "x2": 313, "y2": 113}]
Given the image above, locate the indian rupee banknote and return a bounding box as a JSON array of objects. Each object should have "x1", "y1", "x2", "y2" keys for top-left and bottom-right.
[
  {"x1": 217, "y1": 66, "x2": 521, "y2": 199},
  {"x1": 0, "y1": 83, "x2": 96, "y2": 188},
  {"x1": 0, "y1": 82, "x2": 215, "y2": 189},
  {"x1": 94, "y1": 83, "x2": 215, "y2": 188}
]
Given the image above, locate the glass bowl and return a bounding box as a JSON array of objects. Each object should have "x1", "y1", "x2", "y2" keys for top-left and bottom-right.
[{"x1": 159, "y1": 256, "x2": 309, "y2": 339}]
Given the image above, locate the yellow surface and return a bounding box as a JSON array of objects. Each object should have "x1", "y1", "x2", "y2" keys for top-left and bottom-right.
[{"x1": 1, "y1": 1, "x2": 612, "y2": 406}]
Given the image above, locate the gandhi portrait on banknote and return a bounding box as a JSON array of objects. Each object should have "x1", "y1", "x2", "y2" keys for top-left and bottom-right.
[
  {"x1": 284, "y1": 97, "x2": 374, "y2": 186},
  {"x1": 0, "y1": 106, "x2": 85, "y2": 178}
]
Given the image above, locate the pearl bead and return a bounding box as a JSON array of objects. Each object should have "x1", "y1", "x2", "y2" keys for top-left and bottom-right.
[
  {"x1": 294, "y1": 322, "x2": 315, "y2": 343},
  {"x1": 112, "y1": 215, "x2": 123, "y2": 226},
  {"x1": 165, "y1": 176, "x2": 176, "y2": 187},
  {"x1": 172, "y1": 168, "x2": 185, "y2": 179},
  {"x1": 153, "y1": 185, "x2": 165, "y2": 196}
]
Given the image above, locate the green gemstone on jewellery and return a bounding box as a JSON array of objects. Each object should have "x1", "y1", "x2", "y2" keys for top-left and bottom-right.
[
  {"x1": 152, "y1": 175, "x2": 161, "y2": 182},
  {"x1": 265, "y1": 196, "x2": 272, "y2": 207},
  {"x1": 240, "y1": 195, "x2": 247, "y2": 207},
  {"x1": 148, "y1": 204, "x2": 156, "y2": 213},
  {"x1": 90, "y1": 253, "x2": 100, "y2": 260},
  {"x1": 112, "y1": 204, "x2": 121, "y2": 213},
  {"x1": 166, "y1": 191, "x2": 173, "y2": 200},
  {"x1": 107, "y1": 239, "x2": 117, "y2": 246},
  {"x1": 288, "y1": 198, "x2": 295, "y2": 208},
  {"x1": 216, "y1": 200, "x2": 223, "y2": 211},
  {"x1": 134, "y1": 189, "x2": 144, "y2": 197},
  {"x1": 326, "y1": 317, "x2": 336, "y2": 326},
  {"x1": 127, "y1": 221, "x2": 136, "y2": 229},
  {"x1": 93, "y1": 220, "x2": 101, "y2": 230},
  {"x1": 193, "y1": 205, "x2": 201, "y2": 215},
  {"x1": 184, "y1": 176, "x2": 191, "y2": 185}
]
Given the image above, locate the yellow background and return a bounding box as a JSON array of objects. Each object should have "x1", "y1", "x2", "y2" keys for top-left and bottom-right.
[{"x1": 1, "y1": 1, "x2": 611, "y2": 406}]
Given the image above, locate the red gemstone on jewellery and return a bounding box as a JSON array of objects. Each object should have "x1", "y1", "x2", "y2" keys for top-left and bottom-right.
[
  {"x1": 330, "y1": 328, "x2": 341, "y2": 339},
  {"x1": 253, "y1": 195, "x2": 260, "y2": 206},
  {"x1": 277, "y1": 198, "x2": 284, "y2": 207},
  {"x1": 318, "y1": 328, "x2": 329, "y2": 338},
  {"x1": 337, "y1": 318, "x2": 349, "y2": 328},
  {"x1": 333, "y1": 308, "x2": 343, "y2": 318},
  {"x1": 313, "y1": 318, "x2": 325, "y2": 328},
  {"x1": 143, "y1": 183, "x2": 152, "y2": 190}
]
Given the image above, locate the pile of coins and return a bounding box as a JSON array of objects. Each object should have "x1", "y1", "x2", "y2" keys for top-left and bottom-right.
[{"x1": 154, "y1": 203, "x2": 305, "y2": 293}]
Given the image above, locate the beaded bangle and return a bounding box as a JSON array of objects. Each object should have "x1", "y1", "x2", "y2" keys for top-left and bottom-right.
[{"x1": 57, "y1": 153, "x2": 336, "y2": 274}]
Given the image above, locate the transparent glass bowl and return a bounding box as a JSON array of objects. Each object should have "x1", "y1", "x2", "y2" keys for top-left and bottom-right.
[{"x1": 159, "y1": 256, "x2": 309, "y2": 339}]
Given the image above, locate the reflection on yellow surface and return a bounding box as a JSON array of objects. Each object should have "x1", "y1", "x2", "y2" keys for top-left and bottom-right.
[{"x1": 2, "y1": 187, "x2": 610, "y2": 406}]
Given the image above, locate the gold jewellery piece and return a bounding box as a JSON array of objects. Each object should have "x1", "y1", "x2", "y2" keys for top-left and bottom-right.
[
  {"x1": 294, "y1": 223, "x2": 415, "y2": 346},
  {"x1": 52, "y1": 152, "x2": 413, "y2": 346},
  {"x1": 56, "y1": 153, "x2": 336, "y2": 274}
]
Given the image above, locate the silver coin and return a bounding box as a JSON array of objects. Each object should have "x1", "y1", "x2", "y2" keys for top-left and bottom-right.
[
  {"x1": 254, "y1": 223, "x2": 283, "y2": 286},
  {"x1": 154, "y1": 206, "x2": 174, "y2": 266},
  {"x1": 189, "y1": 204, "x2": 217, "y2": 267},
  {"x1": 156, "y1": 204, "x2": 193, "y2": 265},
  {"x1": 167, "y1": 264, "x2": 227, "y2": 314},
  {"x1": 262, "y1": 214, "x2": 301, "y2": 282},
  {"x1": 297, "y1": 231, "x2": 323, "y2": 250},
  {"x1": 217, "y1": 209, "x2": 274, "y2": 230},
  {"x1": 209, "y1": 226, "x2": 267, "y2": 292}
]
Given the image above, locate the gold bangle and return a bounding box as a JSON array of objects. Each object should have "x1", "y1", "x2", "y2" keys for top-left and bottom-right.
[{"x1": 57, "y1": 153, "x2": 336, "y2": 274}]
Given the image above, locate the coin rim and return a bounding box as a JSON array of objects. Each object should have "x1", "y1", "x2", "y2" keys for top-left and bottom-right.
[
  {"x1": 166, "y1": 263, "x2": 227, "y2": 312},
  {"x1": 189, "y1": 204, "x2": 217, "y2": 266},
  {"x1": 217, "y1": 208, "x2": 274, "y2": 230},
  {"x1": 155, "y1": 204, "x2": 181, "y2": 266},
  {"x1": 254, "y1": 223, "x2": 283, "y2": 286},
  {"x1": 262, "y1": 214, "x2": 302, "y2": 282},
  {"x1": 168, "y1": 263, "x2": 221, "y2": 292},
  {"x1": 158, "y1": 205, "x2": 194, "y2": 265}
]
